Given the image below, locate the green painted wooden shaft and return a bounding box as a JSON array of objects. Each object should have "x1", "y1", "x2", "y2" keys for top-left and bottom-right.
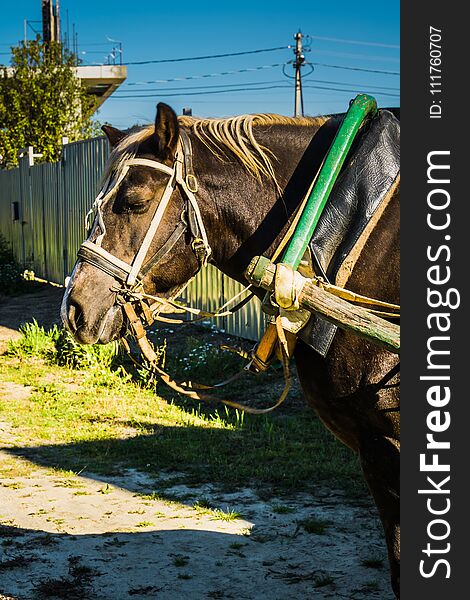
[{"x1": 282, "y1": 94, "x2": 378, "y2": 269}]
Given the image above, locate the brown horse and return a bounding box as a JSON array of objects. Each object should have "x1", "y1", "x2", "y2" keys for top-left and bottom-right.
[{"x1": 61, "y1": 103, "x2": 400, "y2": 597}]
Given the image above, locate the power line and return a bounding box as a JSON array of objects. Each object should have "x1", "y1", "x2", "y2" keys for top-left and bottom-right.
[
  {"x1": 111, "y1": 83, "x2": 399, "y2": 99},
  {"x1": 122, "y1": 46, "x2": 288, "y2": 66},
  {"x1": 126, "y1": 63, "x2": 286, "y2": 86},
  {"x1": 124, "y1": 59, "x2": 399, "y2": 88},
  {"x1": 303, "y1": 84, "x2": 399, "y2": 97},
  {"x1": 116, "y1": 80, "x2": 287, "y2": 93},
  {"x1": 113, "y1": 85, "x2": 291, "y2": 98},
  {"x1": 113, "y1": 79, "x2": 399, "y2": 95},
  {"x1": 305, "y1": 34, "x2": 399, "y2": 49},
  {"x1": 309, "y1": 61, "x2": 399, "y2": 75},
  {"x1": 309, "y1": 49, "x2": 399, "y2": 63}
]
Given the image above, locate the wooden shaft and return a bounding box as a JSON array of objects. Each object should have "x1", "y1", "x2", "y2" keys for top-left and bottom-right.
[
  {"x1": 246, "y1": 257, "x2": 400, "y2": 354},
  {"x1": 251, "y1": 322, "x2": 279, "y2": 371}
]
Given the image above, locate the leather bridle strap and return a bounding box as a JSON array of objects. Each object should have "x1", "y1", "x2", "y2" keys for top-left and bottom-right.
[
  {"x1": 78, "y1": 241, "x2": 133, "y2": 281},
  {"x1": 139, "y1": 219, "x2": 187, "y2": 278},
  {"x1": 125, "y1": 162, "x2": 178, "y2": 286}
]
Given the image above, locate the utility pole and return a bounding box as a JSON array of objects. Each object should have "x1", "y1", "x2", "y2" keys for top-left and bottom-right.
[
  {"x1": 42, "y1": 0, "x2": 60, "y2": 44},
  {"x1": 293, "y1": 30, "x2": 305, "y2": 117}
]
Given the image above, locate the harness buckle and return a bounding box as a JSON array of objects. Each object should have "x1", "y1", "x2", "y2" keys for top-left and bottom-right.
[
  {"x1": 186, "y1": 174, "x2": 198, "y2": 193},
  {"x1": 191, "y1": 238, "x2": 208, "y2": 265}
]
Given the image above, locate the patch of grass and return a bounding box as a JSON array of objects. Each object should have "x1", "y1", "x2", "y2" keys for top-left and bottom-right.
[
  {"x1": 6, "y1": 320, "x2": 121, "y2": 373},
  {"x1": 54, "y1": 478, "x2": 83, "y2": 488},
  {"x1": 172, "y1": 555, "x2": 189, "y2": 567},
  {"x1": 34, "y1": 555, "x2": 99, "y2": 599},
  {"x1": 361, "y1": 557, "x2": 384, "y2": 569},
  {"x1": 271, "y1": 503, "x2": 296, "y2": 514},
  {"x1": 7, "y1": 320, "x2": 59, "y2": 359},
  {"x1": 207, "y1": 590, "x2": 225, "y2": 599},
  {"x1": 135, "y1": 521, "x2": 154, "y2": 528},
  {"x1": 0, "y1": 481, "x2": 24, "y2": 490},
  {"x1": 32, "y1": 533, "x2": 57, "y2": 546},
  {"x1": 45, "y1": 517, "x2": 65, "y2": 527},
  {"x1": 359, "y1": 579, "x2": 381, "y2": 592},
  {"x1": 0, "y1": 555, "x2": 34, "y2": 571},
  {"x1": 314, "y1": 574, "x2": 334, "y2": 588},
  {"x1": 210, "y1": 508, "x2": 242, "y2": 522},
  {"x1": 177, "y1": 573, "x2": 192, "y2": 580},
  {"x1": 54, "y1": 329, "x2": 119, "y2": 370},
  {"x1": 0, "y1": 234, "x2": 28, "y2": 295},
  {"x1": 28, "y1": 508, "x2": 48, "y2": 516},
  {"x1": 193, "y1": 497, "x2": 215, "y2": 512},
  {"x1": 128, "y1": 586, "x2": 162, "y2": 596},
  {"x1": 228, "y1": 542, "x2": 245, "y2": 550},
  {"x1": 297, "y1": 517, "x2": 330, "y2": 535}
]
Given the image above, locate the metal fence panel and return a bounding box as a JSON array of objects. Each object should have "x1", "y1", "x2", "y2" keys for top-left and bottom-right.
[
  {"x1": 29, "y1": 166, "x2": 46, "y2": 276},
  {"x1": 62, "y1": 138, "x2": 109, "y2": 276},
  {"x1": 18, "y1": 158, "x2": 35, "y2": 268},
  {"x1": 42, "y1": 162, "x2": 64, "y2": 283},
  {"x1": 0, "y1": 167, "x2": 23, "y2": 260},
  {"x1": 0, "y1": 137, "x2": 264, "y2": 341}
]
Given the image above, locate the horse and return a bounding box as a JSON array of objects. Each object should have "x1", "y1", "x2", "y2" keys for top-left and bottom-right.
[{"x1": 61, "y1": 102, "x2": 400, "y2": 597}]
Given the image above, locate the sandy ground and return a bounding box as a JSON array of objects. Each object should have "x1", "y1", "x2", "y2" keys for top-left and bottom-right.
[{"x1": 0, "y1": 287, "x2": 392, "y2": 599}]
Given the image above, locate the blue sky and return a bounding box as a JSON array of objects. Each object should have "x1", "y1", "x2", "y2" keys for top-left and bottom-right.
[{"x1": 1, "y1": 0, "x2": 399, "y2": 129}]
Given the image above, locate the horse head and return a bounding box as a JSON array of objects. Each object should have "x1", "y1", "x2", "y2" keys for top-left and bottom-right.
[{"x1": 61, "y1": 103, "x2": 207, "y2": 344}]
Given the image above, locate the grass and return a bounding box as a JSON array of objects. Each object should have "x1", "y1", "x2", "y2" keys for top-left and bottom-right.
[
  {"x1": 0, "y1": 320, "x2": 365, "y2": 497},
  {"x1": 0, "y1": 555, "x2": 34, "y2": 571},
  {"x1": 271, "y1": 503, "x2": 296, "y2": 514},
  {"x1": 228, "y1": 542, "x2": 245, "y2": 550},
  {"x1": 0, "y1": 234, "x2": 43, "y2": 296},
  {"x1": 135, "y1": 521, "x2": 155, "y2": 528},
  {"x1": 314, "y1": 574, "x2": 334, "y2": 588},
  {"x1": 297, "y1": 517, "x2": 330, "y2": 535},
  {"x1": 210, "y1": 508, "x2": 243, "y2": 522},
  {"x1": 361, "y1": 557, "x2": 384, "y2": 569},
  {"x1": 172, "y1": 555, "x2": 189, "y2": 567},
  {"x1": 33, "y1": 556, "x2": 99, "y2": 599}
]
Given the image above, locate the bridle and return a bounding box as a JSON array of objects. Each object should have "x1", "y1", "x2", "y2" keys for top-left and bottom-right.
[{"x1": 77, "y1": 131, "x2": 212, "y2": 295}]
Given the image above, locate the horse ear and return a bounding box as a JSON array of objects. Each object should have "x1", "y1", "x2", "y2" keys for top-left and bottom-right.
[
  {"x1": 101, "y1": 125, "x2": 125, "y2": 147},
  {"x1": 154, "y1": 103, "x2": 179, "y2": 159}
]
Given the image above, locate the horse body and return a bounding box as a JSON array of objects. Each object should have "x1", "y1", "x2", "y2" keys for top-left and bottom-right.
[{"x1": 61, "y1": 103, "x2": 400, "y2": 597}]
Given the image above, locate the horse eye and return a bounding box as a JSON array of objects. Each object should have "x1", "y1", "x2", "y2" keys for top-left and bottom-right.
[
  {"x1": 126, "y1": 199, "x2": 149, "y2": 213},
  {"x1": 123, "y1": 193, "x2": 152, "y2": 211}
]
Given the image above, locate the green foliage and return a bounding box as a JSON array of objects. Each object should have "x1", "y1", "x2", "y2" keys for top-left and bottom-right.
[
  {"x1": 54, "y1": 329, "x2": 119, "y2": 370},
  {"x1": 6, "y1": 319, "x2": 119, "y2": 370},
  {"x1": 0, "y1": 234, "x2": 23, "y2": 293},
  {"x1": 0, "y1": 36, "x2": 99, "y2": 168},
  {"x1": 297, "y1": 517, "x2": 331, "y2": 535},
  {"x1": 7, "y1": 319, "x2": 60, "y2": 358}
]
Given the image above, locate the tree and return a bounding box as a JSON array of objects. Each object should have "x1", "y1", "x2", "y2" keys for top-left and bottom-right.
[{"x1": 0, "y1": 37, "x2": 98, "y2": 168}]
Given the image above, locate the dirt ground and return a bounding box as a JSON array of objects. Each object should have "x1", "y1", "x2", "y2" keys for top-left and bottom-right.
[{"x1": 0, "y1": 286, "x2": 392, "y2": 599}]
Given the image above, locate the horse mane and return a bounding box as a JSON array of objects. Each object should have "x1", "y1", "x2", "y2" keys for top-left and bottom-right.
[{"x1": 103, "y1": 113, "x2": 329, "y2": 190}]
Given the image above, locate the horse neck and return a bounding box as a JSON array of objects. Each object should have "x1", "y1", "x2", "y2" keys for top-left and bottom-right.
[{"x1": 191, "y1": 119, "x2": 340, "y2": 285}]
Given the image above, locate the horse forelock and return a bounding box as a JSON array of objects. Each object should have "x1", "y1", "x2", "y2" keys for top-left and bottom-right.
[
  {"x1": 101, "y1": 114, "x2": 328, "y2": 192},
  {"x1": 101, "y1": 125, "x2": 154, "y2": 186}
]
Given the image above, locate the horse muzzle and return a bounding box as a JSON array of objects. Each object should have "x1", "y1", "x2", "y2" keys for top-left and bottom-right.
[{"x1": 61, "y1": 267, "x2": 126, "y2": 345}]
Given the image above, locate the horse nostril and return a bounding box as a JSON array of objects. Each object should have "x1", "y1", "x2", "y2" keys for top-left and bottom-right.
[{"x1": 67, "y1": 300, "x2": 83, "y2": 333}]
